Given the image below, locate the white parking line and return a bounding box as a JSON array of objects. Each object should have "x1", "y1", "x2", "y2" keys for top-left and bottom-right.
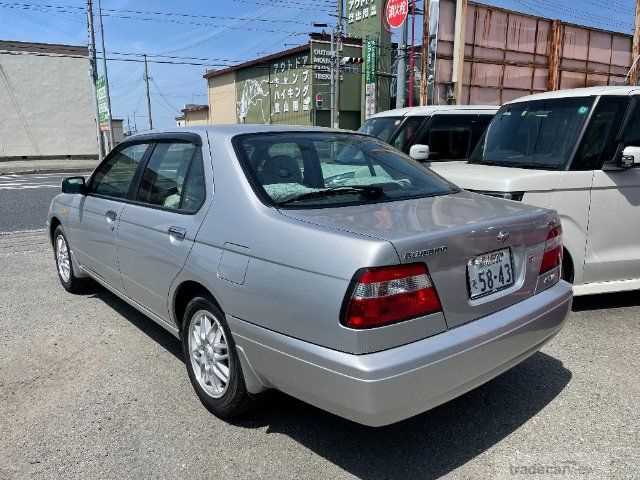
[
  {"x1": 0, "y1": 228, "x2": 46, "y2": 236},
  {"x1": 0, "y1": 184, "x2": 59, "y2": 190}
]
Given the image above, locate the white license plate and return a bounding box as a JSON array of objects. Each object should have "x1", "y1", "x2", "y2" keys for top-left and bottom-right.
[{"x1": 467, "y1": 248, "x2": 514, "y2": 299}]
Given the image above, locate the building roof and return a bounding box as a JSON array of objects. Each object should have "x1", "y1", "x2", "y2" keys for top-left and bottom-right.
[
  {"x1": 203, "y1": 44, "x2": 309, "y2": 80},
  {"x1": 505, "y1": 86, "x2": 640, "y2": 104},
  {"x1": 370, "y1": 105, "x2": 500, "y2": 118},
  {"x1": 181, "y1": 104, "x2": 209, "y2": 113},
  {"x1": 0, "y1": 39, "x2": 88, "y2": 57},
  {"x1": 203, "y1": 32, "x2": 363, "y2": 80}
]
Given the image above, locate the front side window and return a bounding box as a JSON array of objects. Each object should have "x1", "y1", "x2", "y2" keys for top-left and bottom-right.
[
  {"x1": 620, "y1": 99, "x2": 640, "y2": 147},
  {"x1": 234, "y1": 132, "x2": 457, "y2": 209},
  {"x1": 418, "y1": 115, "x2": 474, "y2": 161},
  {"x1": 391, "y1": 116, "x2": 426, "y2": 152},
  {"x1": 471, "y1": 97, "x2": 595, "y2": 170},
  {"x1": 136, "y1": 142, "x2": 205, "y2": 212},
  {"x1": 358, "y1": 117, "x2": 403, "y2": 142},
  {"x1": 90, "y1": 143, "x2": 149, "y2": 198},
  {"x1": 572, "y1": 97, "x2": 628, "y2": 170}
]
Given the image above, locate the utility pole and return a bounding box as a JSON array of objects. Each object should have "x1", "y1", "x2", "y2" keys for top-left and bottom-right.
[
  {"x1": 451, "y1": 0, "x2": 467, "y2": 104},
  {"x1": 408, "y1": 0, "x2": 417, "y2": 107},
  {"x1": 87, "y1": 0, "x2": 104, "y2": 161},
  {"x1": 143, "y1": 54, "x2": 153, "y2": 130},
  {"x1": 409, "y1": 0, "x2": 416, "y2": 107},
  {"x1": 334, "y1": 0, "x2": 344, "y2": 129},
  {"x1": 97, "y1": 0, "x2": 114, "y2": 151},
  {"x1": 631, "y1": 0, "x2": 640, "y2": 85},
  {"x1": 396, "y1": 18, "x2": 408, "y2": 108},
  {"x1": 420, "y1": 0, "x2": 430, "y2": 105}
]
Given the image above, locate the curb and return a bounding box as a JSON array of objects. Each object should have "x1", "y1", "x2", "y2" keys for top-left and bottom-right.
[{"x1": 0, "y1": 167, "x2": 95, "y2": 176}]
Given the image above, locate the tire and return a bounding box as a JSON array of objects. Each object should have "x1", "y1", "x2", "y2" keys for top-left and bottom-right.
[
  {"x1": 53, "y1": 226, "x2": 88, "y2": 294},
  {"x1": 182, "y1": 296, "x2": 252, "y2": 420}
]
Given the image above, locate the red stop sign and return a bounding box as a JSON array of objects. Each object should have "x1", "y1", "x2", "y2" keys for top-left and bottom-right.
[{"x1": 385, "y1": 0, "x2": 409, "y2": 29}]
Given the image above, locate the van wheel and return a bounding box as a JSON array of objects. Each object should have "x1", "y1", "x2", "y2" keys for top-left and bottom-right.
[
  {"x1": 182, "y1": 297, "x2": 252, "y2": 420},
  {"x1": 562, "y1": 248, "x2": 574, "y2": 284},
  {"x1": 53, "y1": 226, "x2": 88, "y2": 293}
]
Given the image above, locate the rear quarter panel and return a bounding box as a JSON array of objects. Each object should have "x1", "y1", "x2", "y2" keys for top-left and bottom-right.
[{"x1": 171, "y1": 132, "x2": 445, "y2": 354}]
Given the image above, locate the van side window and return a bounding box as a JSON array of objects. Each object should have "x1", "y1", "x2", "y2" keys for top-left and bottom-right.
[
  {"x1": 572, "y1": 97, "x2": 628, "y2": 171},
  {"x1": 391, "y1": 116, "x2": 425, "y2": 152},
  {"x1": 621, "y1": 101, "x2": 640, "y2": 147}
]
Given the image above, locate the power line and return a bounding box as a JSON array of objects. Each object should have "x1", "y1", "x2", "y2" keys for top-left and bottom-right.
[
  {"x1": 0, "y1": 1, "x2": 320, "y2": 23},
  {"x1": 0, "y1": 2, "x2": 310, "y2": 35},
  {"x1": 0, "y1": 49, "x2": 368, "y2": 77}
]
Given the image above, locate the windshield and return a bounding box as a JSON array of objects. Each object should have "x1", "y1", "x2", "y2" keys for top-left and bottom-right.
[
  {"x1": 470, "y1": 97, "x2": 595, "y2": 170},
  {"x1": 358, "y1": 117, "x2": 403, "y2": 142},
  {"x1": 234, "y1": 132, "x2": 457, "y2": 209}
]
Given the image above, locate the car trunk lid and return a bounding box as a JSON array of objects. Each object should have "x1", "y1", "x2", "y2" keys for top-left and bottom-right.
[{"x1": 280, "y1": 190, "x2": 556, "y2": 329}]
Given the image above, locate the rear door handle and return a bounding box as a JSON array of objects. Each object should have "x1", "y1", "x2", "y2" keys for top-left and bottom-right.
[{"x1": 168, "y1": 226, "x2": 187, "y2": 240}]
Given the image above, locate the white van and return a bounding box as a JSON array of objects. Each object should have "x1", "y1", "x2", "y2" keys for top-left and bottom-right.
[
  {"x1": 359, "y1": 105, "x2": 497, "y2": 161},
  {"x1": 429, "y1": 86, "x2": 640, "y2": 296}
]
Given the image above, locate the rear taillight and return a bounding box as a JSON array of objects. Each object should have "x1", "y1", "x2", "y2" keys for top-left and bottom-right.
[
  {"x1": 342, "y1": 263, "x2": 442, "y2": 329},
  {"x1": 540, "y1": 225, "x2": 563, "y2": 274}
]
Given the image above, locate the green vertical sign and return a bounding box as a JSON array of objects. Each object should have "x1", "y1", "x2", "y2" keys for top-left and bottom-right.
[{"x1": 96, "y1": 76, "x2": 110, "y2": 126}]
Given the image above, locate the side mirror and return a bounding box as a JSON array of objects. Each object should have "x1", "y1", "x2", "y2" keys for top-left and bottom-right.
[
  {"x1": 620, "y1": 146, "x2": 640, "y2": 168},
  {"x1": 409, "y1": 144, "x2": 430, "y2": 162},
  {"x1": 61, "y1": 176, "x2": 86, "y2": 194}
]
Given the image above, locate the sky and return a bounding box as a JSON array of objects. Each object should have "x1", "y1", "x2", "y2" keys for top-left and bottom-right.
[{"x1": 0, "y1": 0, "x2": 636, "y2": 130}]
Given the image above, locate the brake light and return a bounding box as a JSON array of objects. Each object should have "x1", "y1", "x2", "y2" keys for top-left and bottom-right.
[
  {"x1": 342, "y1": 263, "x2": 442, "y2": 329},
  {"x1": 540, "y1": 225, "x2": 563, "y2": 274}
]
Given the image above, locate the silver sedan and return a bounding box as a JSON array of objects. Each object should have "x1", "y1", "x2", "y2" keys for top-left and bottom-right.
[{"x1": 47, "y1": 125, "x2": 572, "y2": 426}]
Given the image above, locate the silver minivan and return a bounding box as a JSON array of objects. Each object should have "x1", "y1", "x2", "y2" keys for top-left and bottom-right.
[{"x1": 48, "y1": 125, "x2": 571, "y2": 426}]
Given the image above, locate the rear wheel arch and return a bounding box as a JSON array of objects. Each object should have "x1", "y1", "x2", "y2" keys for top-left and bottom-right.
[
  {"x1": 172, "y1": 280, "x2": 223, "y2": 331},
  {"x1": 49, "y1": 217, "x2": 61, "y2": 244},
  {"x1": 562, "y1": 247, "x2": 575, "y2": 284}
]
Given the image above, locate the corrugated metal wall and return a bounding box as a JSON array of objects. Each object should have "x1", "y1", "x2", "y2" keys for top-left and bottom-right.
[{"x1": 434, "y1": 0, "x2": 633, "y2": 105}]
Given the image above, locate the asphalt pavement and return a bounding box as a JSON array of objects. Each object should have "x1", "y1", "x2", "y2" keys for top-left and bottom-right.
[
  {"x1": 0, "y1": 172, "x2": 91, "y2": 233},
  {"x1": 0, "y1": 192, "x2": 639, "y2": 479}
]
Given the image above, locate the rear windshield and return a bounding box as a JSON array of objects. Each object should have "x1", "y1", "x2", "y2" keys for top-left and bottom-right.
[
  {"x1": 471, "y1": 97, "x2": 595, "y2": 170},
  {"x1": 358, "y1": 117, "x2": 403, "y2": 142},
  {"x1": 233, "y1": 132, "x2": 457, "y2": 209}
]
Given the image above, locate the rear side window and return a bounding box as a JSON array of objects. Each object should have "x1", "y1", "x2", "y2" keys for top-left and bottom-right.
[
  {"x1": 90, "y1": 143, "x2": 149, "y2": 198},
  {"x1": 136, "y1": 142, "x2": 205, "y2": 213}
]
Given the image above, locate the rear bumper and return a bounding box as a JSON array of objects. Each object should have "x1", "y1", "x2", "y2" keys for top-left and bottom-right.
[{"x1": 229, "y1": 280, "x2": 572, "y2": 427}]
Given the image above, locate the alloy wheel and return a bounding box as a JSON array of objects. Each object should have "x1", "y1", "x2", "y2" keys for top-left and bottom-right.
[
  {"x1": 188, "y1": 310, "x2": 231, "y2": 398},
  {"x1": 55, "y1": 234, "x2": 71, "y2": 283}
]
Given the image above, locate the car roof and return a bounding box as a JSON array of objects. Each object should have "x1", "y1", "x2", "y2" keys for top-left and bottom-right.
[
  {"x1": 504, "y1": 86, "x2": 640, "y2": 105},
  {"x1": 124, "y1": 123, "x2": 348, "y2": 142},
  {"x1": 368, "y1": 105, "x2": 499, "y2": 118}
]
